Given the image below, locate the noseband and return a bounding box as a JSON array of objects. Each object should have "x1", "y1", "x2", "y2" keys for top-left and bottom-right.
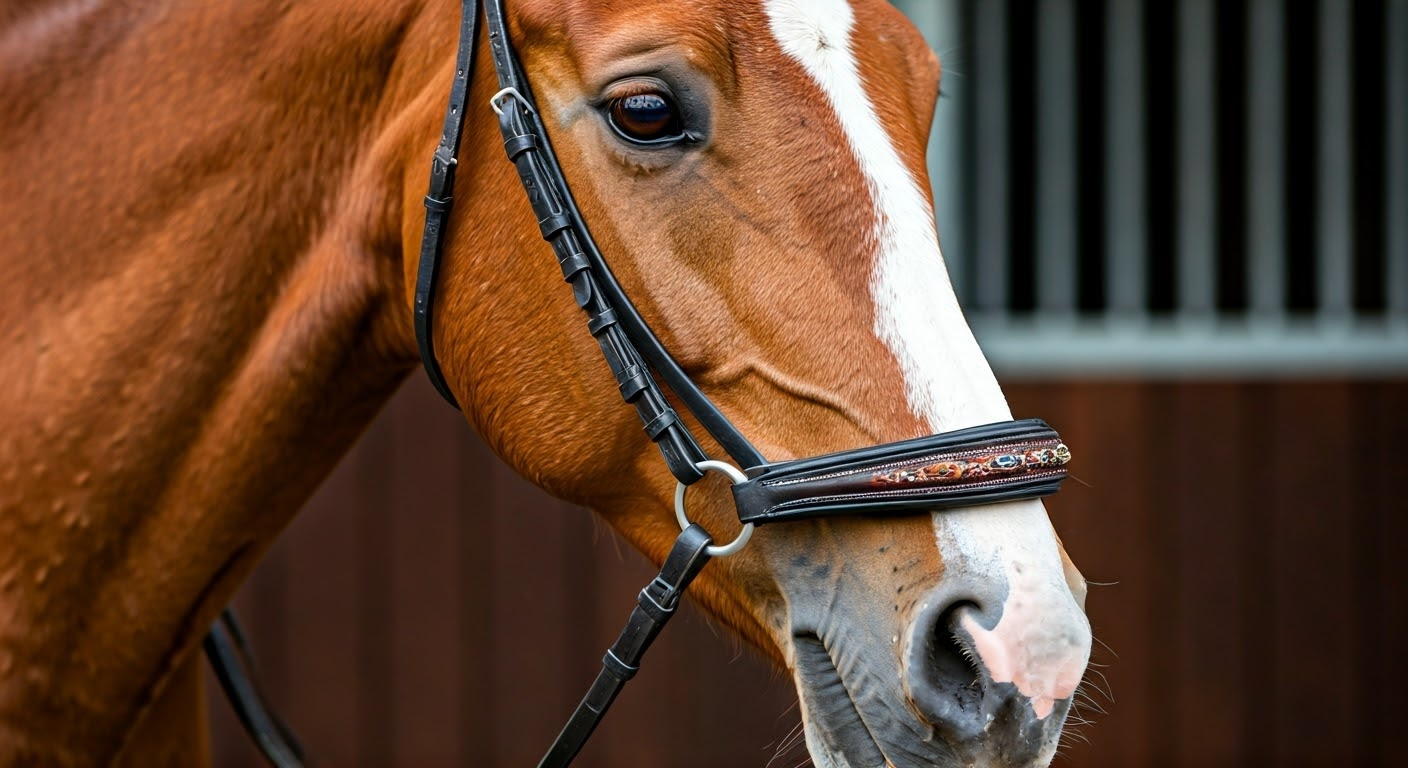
[{"x1": 214, "y1": 0, "x2": 1073, "y2": 764}]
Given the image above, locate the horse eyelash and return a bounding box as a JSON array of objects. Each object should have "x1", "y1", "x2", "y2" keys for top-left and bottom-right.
[{"x1": 603, "y1": 79, "x2": 675, "y2": 103}]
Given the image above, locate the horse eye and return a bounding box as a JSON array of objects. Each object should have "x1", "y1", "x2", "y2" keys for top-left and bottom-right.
[{"x1": 607, "y1": 92, "x2": 684, "y2": 144}]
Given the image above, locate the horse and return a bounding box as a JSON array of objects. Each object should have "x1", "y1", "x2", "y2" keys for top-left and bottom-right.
[{"x1": 0, "y1": 0, "x2": 1093, "y2": 765}]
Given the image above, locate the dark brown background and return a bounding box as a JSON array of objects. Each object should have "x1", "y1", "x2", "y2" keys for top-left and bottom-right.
[{"x1": 207, "y1": 376, "x2": 1408, "y2": 767}]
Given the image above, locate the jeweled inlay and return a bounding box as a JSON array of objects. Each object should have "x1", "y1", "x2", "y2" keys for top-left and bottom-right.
[{"x1": 872, "y1": 443, "x2": 1071, "y2": 485}]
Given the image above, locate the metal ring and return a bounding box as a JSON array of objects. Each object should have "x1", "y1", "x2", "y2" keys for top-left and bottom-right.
[
  {"x1": 489, "y1": 87, "x2": 537, "y2": 116},
  {"x1": 674, "y1": 460, "x2": 754, "y2": 557}
]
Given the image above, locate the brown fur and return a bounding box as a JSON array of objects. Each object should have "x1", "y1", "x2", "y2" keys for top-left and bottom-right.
[{"x1": 0, "y1": 0, "x2": 995, "y2": 763}]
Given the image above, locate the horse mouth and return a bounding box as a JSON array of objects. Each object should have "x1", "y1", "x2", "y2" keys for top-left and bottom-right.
[{"x1": 793, "y1": 633, "x2": 890, "y2": 767}]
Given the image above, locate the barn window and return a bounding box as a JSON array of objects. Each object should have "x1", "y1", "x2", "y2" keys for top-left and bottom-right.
[{"x1": 893, "y1": 0, "x2": 1408, "y2": 377}]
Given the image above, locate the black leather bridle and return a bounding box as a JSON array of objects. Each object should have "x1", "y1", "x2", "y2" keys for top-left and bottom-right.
[{"x1": 209, "y1": 0, "x2": 1073, "y2": 764}]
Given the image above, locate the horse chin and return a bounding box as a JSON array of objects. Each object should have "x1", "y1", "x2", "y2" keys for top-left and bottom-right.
[
  {"x1": 793, "y1": 634, "x2": 891, "y2": 768},
  {"x1": 799, "y1": 703, "x2": 1063, "y2": 768},
  {"x1": 792, "y1": 634, "x2": 1066, "y2": 768},
  {"x1": 793, "y1": 633, "x2": 944, "y2": 768},
  {"x1": 801, "y1": 721, "x2": 885, "y2": 768}
]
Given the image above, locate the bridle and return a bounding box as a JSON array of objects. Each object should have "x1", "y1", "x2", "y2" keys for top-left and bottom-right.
[{"x1": 209, "y1": 0, "x2": 1074, "y2": 765}]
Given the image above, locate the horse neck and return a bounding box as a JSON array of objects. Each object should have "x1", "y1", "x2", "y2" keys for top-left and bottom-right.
[{"x1": 0, "y1": 0, "x2": 466, "y2": 759}]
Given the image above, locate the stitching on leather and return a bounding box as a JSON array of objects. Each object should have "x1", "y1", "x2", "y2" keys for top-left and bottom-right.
[
  {"x1": 761, "y1": 438, "x2": 1063, "y2": 487},
  {"x1": 760, "y1": 469, "x2": 1068, "y2": 515}
]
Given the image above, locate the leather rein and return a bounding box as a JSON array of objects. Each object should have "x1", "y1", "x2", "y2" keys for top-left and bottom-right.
[{"x1": 208, "y1": 0, "x2": 1074, "y2": 765}]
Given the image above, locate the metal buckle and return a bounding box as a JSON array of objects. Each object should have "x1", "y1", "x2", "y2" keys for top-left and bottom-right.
[
  {"x1": 489, "y1": 87, "x2": 536, "y2": 116},
  {"x1": 674, "y1": 460, "x2": 754, "y2": 557}
]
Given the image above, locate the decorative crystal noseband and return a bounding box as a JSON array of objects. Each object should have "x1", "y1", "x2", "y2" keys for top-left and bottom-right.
[{"x1": 731, "y1": 419, "x2": 1071, "y2": 524}]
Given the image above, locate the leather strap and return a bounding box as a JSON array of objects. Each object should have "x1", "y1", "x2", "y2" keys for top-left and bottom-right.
[
  {"x1": 480, "y1": 13, "x2": 767, "y2": 471},
  {"x1": 480, "y1": 0, "x2": 729, "y2": 484},
  {"x1": 410, "y1": 0, "x2": 768, "y2": 476},
  {"x1": 413, "y1": 0, "x2": 482, "y2": 408},
  {"x1": 731, "y1": 418, "x2": 1071, "y2": 524},
  {"x1": 205, "y1": 610, "x2": 306, "y2": 768},
  {"x1": 537, "y1": 525, "x2": 714, "y2": 768}
]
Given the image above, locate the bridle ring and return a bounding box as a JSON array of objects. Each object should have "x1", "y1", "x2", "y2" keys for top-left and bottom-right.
[{"x1": 674, "y1": 460, "x2": 754, "y2": 557}]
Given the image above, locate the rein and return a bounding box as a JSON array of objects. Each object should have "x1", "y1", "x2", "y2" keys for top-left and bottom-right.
[{"x1": 211, "y1": 0, "x2": 1073, "y2": 764}]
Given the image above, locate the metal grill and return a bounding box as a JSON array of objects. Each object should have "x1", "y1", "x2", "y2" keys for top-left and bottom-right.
[{"x1": 893, "y1": 0, "x2": 1408, "y2": 376}]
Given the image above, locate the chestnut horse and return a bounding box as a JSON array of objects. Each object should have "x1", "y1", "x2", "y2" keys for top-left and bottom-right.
[{"x1": 0, "y1": 0, "x2": 1092, "y2": 765}]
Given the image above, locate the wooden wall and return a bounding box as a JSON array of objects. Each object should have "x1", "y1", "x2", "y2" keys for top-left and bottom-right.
[{"x1": 208, "y1": 377, "x2": 1408, "y2": 767}]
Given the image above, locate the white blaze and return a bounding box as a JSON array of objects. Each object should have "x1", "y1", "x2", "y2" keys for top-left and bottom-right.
[
  {"x1": 763, "y1": 0, "x2": 1008, "y2": 432},
  {"x1": 762, "y1": 0, "x2": 1088, "y2": 723}
]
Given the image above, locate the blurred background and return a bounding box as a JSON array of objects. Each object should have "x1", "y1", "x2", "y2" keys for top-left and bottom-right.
[{"x1": 210, "y1": 0, "x2": 1407, "y2": 765}]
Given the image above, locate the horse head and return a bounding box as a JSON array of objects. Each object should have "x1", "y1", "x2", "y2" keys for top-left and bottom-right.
[
  {"x1": 420, "y1": 0, "x2": 1093, "y2": 764},
  {"x1": 0, "y1": 0, "x2": 1089, "y2": 762}
]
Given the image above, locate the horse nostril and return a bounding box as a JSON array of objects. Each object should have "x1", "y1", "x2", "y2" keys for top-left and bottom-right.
[
  {"x1": 905, "y1": 577, "x2": 1089, "y2": 756},
  {"x1": 907, "y1": 600, "x2": 988, "y2": 741},
  {"x1": 928, "y1": 604, "x2": 982, "y2": 686}
]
